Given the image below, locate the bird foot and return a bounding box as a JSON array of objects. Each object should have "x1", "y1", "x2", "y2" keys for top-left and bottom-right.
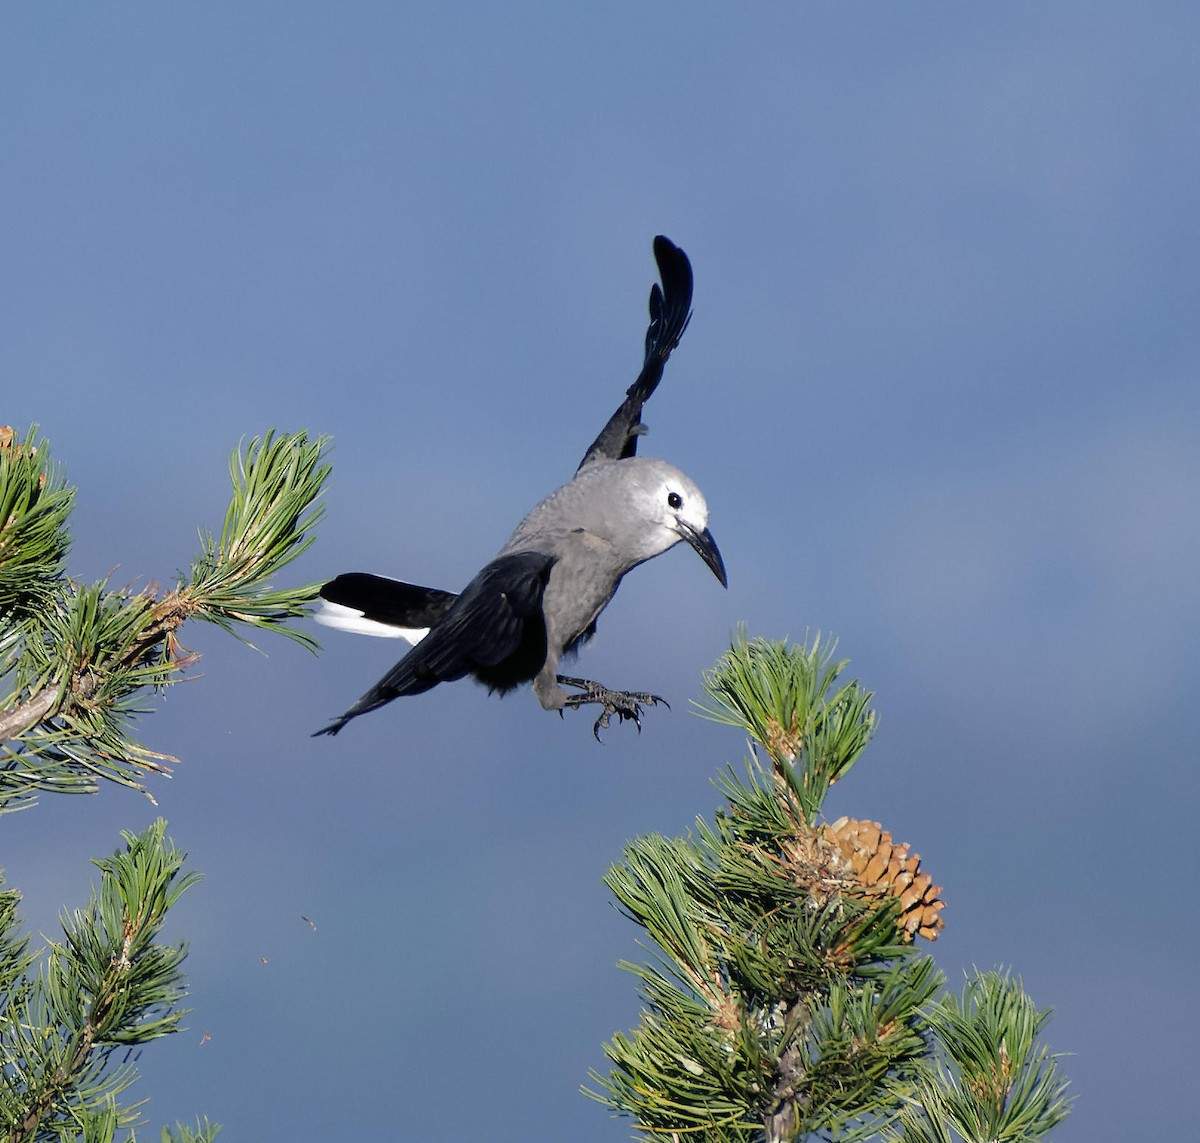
[{"x1": 556, "y1": 676, "x2": 669, "y2": 740}]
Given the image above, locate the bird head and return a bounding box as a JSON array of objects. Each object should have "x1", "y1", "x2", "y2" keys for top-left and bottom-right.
[{"x1": 624, "y1": 459, "x2": 727, "y2": 587}]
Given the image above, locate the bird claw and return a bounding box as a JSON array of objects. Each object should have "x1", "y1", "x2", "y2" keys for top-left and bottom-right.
[{"x1": 557, "y1": 676, "x2": 669, "y2": 741}]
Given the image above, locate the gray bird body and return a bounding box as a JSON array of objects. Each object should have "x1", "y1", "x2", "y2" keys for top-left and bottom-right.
[
  {"x1": 498, "y1": 456, "x2": 718, "y2": 712},
  {"x1": 314, "y1": 236, "x2": 725, "y2": 737}
]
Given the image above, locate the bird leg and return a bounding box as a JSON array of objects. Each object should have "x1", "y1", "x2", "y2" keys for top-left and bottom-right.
[{"x1": 556, "y1": 675, "x2": 669, "y2": 740}]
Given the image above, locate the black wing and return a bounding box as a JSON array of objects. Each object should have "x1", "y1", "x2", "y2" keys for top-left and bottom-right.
[
  {"x1": 313, "y1": 551, "x2": 555, "y2": 736},
  {"x1": 320, "y1": 572, "x2": 458, "y2": 630},
  {"x1": 575, "y1": 235, "x2": 694, "y2": 473}
]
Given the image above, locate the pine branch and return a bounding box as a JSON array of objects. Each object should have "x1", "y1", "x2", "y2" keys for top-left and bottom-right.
[
  {"x1": 590, "y1": 636, "x2": 943, "y2": 1141},
  {"x1": 0, "y1": 820, "x2": 202, "y2": 1142},
  {"x1": 595, "y1": 638, "x2": 1075, "y2": 1138},
  {"x1": 593, "y1": 634, "x2": 1068, "y2": 1141},
  {"x1": 694, "y1": 632, "x2": 877, "y2": 825},
  {"x1": 0, "y1": 688, "x2": 60, "y2": 745},
  {"x1": 187, "y1": 429, "x2": 329, "y2": 650},
  {"x1": 0, "y1": 427, "x2": 331, "y2": 810},
  {"x1": 882, "y1": 971, "x2": 1072, "y2": 1143}
]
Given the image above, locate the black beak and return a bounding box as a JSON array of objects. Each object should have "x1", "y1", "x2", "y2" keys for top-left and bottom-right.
[{"x1": 679, "y1": 522, "x2": 727, "y2": 588}]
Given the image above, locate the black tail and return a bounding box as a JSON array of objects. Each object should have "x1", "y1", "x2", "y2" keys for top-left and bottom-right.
[{"x1": 319, "y1": 572, "x2": 458, "y2": 630}]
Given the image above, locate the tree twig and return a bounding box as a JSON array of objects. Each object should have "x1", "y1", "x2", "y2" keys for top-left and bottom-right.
[{"x1": 0, "y1": 684, "x2": 58, "y2": 742}]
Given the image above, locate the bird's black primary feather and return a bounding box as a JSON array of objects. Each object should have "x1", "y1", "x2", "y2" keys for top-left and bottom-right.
[
  {"x1": 313, "y1": 551, "x2": 555, "y2": 735},
  {"x1": 576, "y1": 235, "x2": 694, "y2": 472},
  {"x1": 414, "y1": 551, "x2": 553, "y2": 680},
  {"x1": 320, "y1": 572, "x2": 458, "y2": 629}
]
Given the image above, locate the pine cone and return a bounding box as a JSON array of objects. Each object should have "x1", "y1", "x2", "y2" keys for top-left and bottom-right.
[{"x1": 821, "y1": 817, "x2": 945, "y2": 942}]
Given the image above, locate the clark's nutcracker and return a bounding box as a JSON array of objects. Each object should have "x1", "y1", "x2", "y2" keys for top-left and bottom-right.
[{"x1": 313, "y1": 236, "x2": 725, "y2": 738}]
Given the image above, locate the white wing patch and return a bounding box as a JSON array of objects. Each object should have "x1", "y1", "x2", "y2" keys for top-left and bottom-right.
[{"x1": 314, "y1": 600, "x2": 430, "y2": 644}]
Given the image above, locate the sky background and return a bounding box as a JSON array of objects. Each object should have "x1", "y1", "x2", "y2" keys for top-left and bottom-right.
[{"x1": 3, "y1": 3, "x2": 1197, "y2": 1139}]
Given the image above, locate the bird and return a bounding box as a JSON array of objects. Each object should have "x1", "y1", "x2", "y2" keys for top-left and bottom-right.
[{"x1": 313, "y1": 235, "x2": 726, "y2": 739}]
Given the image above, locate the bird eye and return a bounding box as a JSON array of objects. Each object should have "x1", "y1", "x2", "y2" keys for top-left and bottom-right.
[{"x1": 667, "y1": 491, "x2": 683, "y2": 509}]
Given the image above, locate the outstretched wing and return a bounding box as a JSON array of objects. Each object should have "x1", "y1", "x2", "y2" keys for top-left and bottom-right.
[
  {"x1": 316, "y1": 572, "x2": 458, "y2": 641},
  {"x1": 575, "y1": 235, "x2": 693, "y2": 473},
  {"x1": 313, "y1": 551, "x2": 555, "y2": 736}
]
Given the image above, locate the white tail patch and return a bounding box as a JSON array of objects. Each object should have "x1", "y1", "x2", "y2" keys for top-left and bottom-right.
[{"x1": 314, "y1": 600, "x2": 429, "y2": 644}]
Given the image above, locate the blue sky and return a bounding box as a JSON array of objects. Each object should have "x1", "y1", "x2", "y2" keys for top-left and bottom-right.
[{"x1": 3, "y1": 4, "x2": 1197, "y2": 1139}]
